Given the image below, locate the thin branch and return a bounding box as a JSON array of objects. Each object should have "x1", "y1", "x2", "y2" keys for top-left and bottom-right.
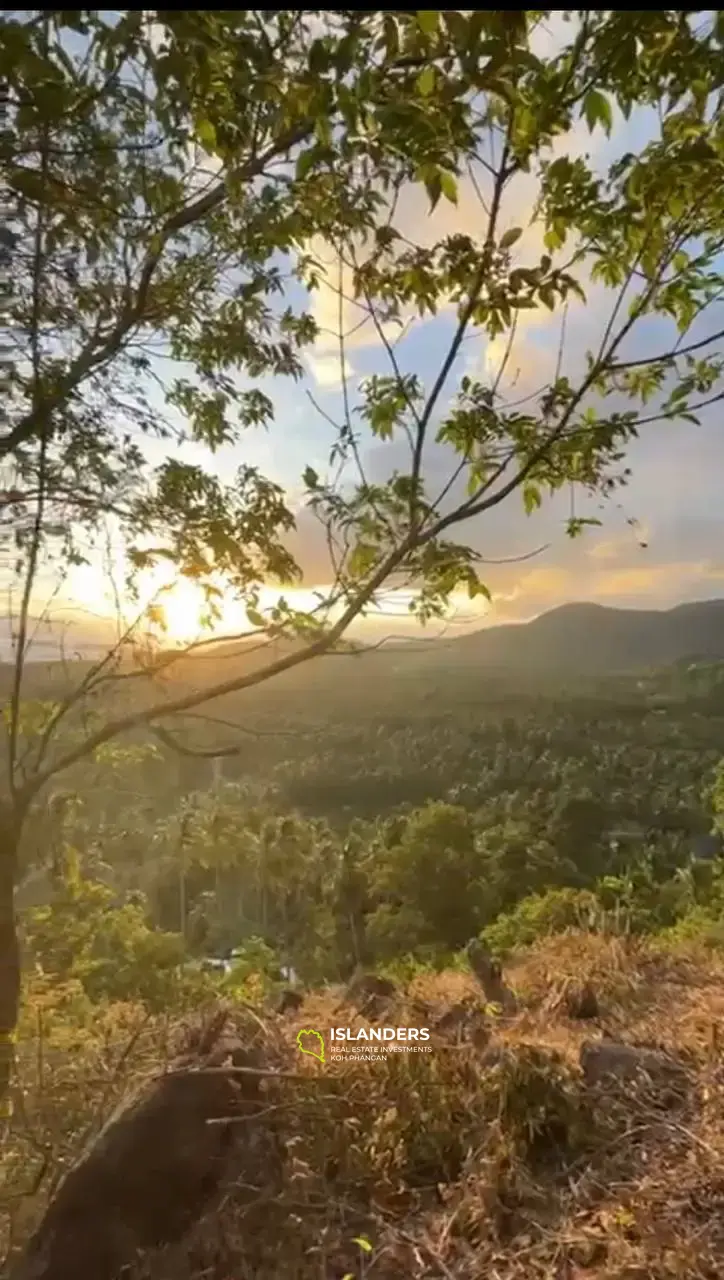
[
  {"x1": 610, "y1": 325, "x2": 724, "y2": 374},
  {"x1": 0, "y1": 120, "x2": 315, "y2": 462},
  {"x1": 175, "y1": 712, "x2": 318, "y2": 740},
  {"x1": 409, "y1": 139, "x2": 514, "y2": 529},
  {"x1": 150, "y1": 725, "x2": 241, "y2": 759}
]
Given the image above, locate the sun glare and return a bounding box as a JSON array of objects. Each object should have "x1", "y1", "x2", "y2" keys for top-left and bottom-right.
[
  {"x1": 64, "y1": 557, "x2": 337, "y2": 647},
  {"x1": 63, "y1": 554, "x2": 494, "y2": 651}
]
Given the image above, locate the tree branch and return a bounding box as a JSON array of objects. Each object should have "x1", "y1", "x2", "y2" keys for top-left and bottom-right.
[
  {"x1": 0, "y1": 122, "x2": 314, "y2": 463},
  {"x1": 409, "y1": 140, "x2": 513, "y2": 528},
  {"x1": 150, "y1": 724, "x2": 241, "y2": 759},
  {"x1": 610, "y1": 326, "x2": 724, "y2": 374}
]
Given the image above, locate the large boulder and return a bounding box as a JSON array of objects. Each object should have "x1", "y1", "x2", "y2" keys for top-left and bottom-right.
[
  {"x1": 579, "y1": 1039, "x2": 687, "y2": 1086},
  {"x1": 340, "y1": 971, "x2": 398, "y2": 1017},
  {"x1": 10, "y1": 1043, "x2": 276, "y2": 1280}
]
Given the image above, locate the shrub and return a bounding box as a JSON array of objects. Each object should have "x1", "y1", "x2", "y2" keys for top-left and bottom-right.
[
  {"x1": 22, "y1": 872, "x2": 198, "y2": 1011},
  {"x1": 478, "y1": 888, "x2": 600, "y2": 957}
]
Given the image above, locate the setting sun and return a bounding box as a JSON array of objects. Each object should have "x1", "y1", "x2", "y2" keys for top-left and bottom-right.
[
  {"x1": 62, "y1": 553, "x2": 494, "y2": 648},
  {"x1": 63, "y1": 554, "x2": 354, "y2": 646}
]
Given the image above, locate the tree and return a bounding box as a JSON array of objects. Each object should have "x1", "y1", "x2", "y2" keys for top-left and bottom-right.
[
  {"x1": 371, "y1": 803, "x2": 484, "y2": 950},
  {"x1": 2, "y1": 9, "x2": 724, "y2": 1099},
  {"x1": 22, "y1": 859, "x2": 188, "y2": 1010}
]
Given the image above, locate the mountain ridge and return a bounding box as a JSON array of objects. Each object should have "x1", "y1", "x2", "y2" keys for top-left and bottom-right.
[
  {"x1": 437, "y1": 596, "x2": 724, "y2": 672},
  {"x1": 2, "y1": 596, "x2": 724, "y2": 677}
]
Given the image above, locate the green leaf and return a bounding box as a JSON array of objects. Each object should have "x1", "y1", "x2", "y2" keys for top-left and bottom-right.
[
  {"x1": 500, "y1": 227, "x2": 523, "y2": 250},
  {"x1": 522, "y1": 483, "x2": 542, "y2": 514},
  {"x1": 417, "y1": 64, "x2": 436, "y2": 97},
  {"x1": 543, "y1": 224, "x2": 566, "y2": 253},
  {"x1": 583, "y1": 89, "x2": 613, "y2": 136},
  {"x1": 314, "y1": 112, "x2": 332, "y2": 147},
  {"x1": 349, "y1": 543, "x2": 378, "y2": 577},
  {"x1": 440, "y1": 170, "x2": 458, "y2": 204},
  {"x1": 295, "y1": 148, "x2": 317, "y2": 181},
  {"x1": 303, "y1": 465, "x2": 319, "y2": 489},
  {"x1": 416, "y1": 11, "x2": 439, "y2": 36},
  {"x1": 425, "y1": 171, "x2": 443, "y2": 212},
  {"x1": 195, "y1": 118, "x2": 217, "y2": 152}
]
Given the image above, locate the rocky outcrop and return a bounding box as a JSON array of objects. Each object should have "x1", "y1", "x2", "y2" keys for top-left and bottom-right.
[
  {"x1": 433, "y1": 999, "x2": 491, "y2": 1050},
  {"x1": 338, "y1": 970, "x2": 398, "y2": 1019},
  {"x1": 579, "y1": 1038, "x2": 687, "y2": 1086},
  {"x1": 9, "y1": 1025, "x2": 279, "y2": 1280}
]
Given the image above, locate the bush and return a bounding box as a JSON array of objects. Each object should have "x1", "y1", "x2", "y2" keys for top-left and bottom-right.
[
  {"x1": 22, "y1": 872, "x2": 197, "y2": 1011},
  {"x1": 657, "y1": 906, "x2": 724, "y2": 950},
  {"x1": 218, "y1": 936, "x2": 281, "y2": 1002},
  {"x1": 478, "y1": 888, "x2": 600, "y2": 957}
]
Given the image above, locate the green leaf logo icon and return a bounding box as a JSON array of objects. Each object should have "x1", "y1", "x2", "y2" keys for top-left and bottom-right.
[{"x1": 296, "y1": 1028, "x2": 325, "y2": 1064}]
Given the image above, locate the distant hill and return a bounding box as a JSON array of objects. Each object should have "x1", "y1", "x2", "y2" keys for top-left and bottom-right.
[
  {"x1": 3, "y1": 599, "x2": 724, "y2": 695},
  {"x1": 436, "y1": 598, "x2": 724, "y2": 673}
]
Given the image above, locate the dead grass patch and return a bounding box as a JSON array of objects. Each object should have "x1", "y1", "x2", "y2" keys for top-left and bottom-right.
[{"x1": 6, "y1": 934, "x2": 724, "y2": 1279}]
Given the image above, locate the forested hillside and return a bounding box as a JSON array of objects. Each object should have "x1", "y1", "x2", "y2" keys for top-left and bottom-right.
[{"x1": 12, "y1": 640, "x2": 724, "y2": 988}]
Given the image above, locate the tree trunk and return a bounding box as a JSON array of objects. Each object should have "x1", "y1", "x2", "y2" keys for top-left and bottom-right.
[{"x1": 0, "y1": 799, "x2": 21, "y2": 1107}]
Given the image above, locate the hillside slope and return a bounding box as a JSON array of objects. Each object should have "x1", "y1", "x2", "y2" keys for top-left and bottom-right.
[
  {"x1": 3, "y1": 599, "x2": 724, "y2": 716},
  {"x1": 8, "y1": 934, "x2": 724, "y2": 1280},
  {"x1": 439, "y1": 597, "x2": 724, "y2": 674}
]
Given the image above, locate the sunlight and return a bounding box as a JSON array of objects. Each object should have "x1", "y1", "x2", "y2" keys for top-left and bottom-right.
[
  {"x1": 63, "y1": 550, "x2": 495, "y2": 648},
  {"x1": 65, "y1": 555, "x2": 338, "y2": 646}
]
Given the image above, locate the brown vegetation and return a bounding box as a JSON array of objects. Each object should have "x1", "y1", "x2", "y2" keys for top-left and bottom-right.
[
  {"x1": 465, "y1": 939, "x2": 518, "y2": 1013},
  {"x1": 5, "y1": 934, "x2": 724, "y2": 1279}
]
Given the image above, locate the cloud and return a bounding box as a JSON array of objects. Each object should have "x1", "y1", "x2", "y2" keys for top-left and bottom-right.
[
  {"x1": 480, "y1": 549, "x2": 724, "y2": 625},
  {"x1": 304, "y1": 235, "x2": 409, "y2": 390},
  {"x1": 307, "y1": 350, "x2": 354, "y2": 391},
  {"x1": 306, "y1": 110, "x2": 635, "y2": 406},
  {"x1": 587, "y1": 524, "x2": 651, "y2": 563}
]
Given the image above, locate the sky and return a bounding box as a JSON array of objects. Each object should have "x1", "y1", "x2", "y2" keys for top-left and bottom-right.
[{"x1": 5, "y1": 13, "x2": 724, "y2": 656}]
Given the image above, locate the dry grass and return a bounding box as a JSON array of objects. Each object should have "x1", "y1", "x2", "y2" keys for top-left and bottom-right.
[{"x1": 6, "y1": 933, "x2": 724, "y2": 1279}]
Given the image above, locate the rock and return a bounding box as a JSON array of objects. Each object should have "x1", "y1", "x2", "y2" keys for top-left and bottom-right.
[
  {"x1": 465, "y1": 940, "x2": 517, "y2": 1013},
  {"x1": 579, "y1": 1039, "x2": 686, "y2": 1086},
  {"x1": 9, "y1": 1060, "x2": 267, "y2": 1280},
  {"x1": 564, "y1": 981, "x2": 599, "y2": 1021},
  {"x1": 276, "y1": 988, "x2": 304, "y2": 1016},
  {"x1": 432, "y1": 1000, "x2": 491, "y2": 1051},
  {"x1": 340, "y1": 971, "x2": 397, "y2": 1016},
  {"x1": 344, "y1": 972, "x2": 397, "y2": 1003},
  {"x1": 332, "y1": 971, "x2": 397, "y2": 1021},
  {"x1": 409, "y1": 998, "x2": 432, "y2": 1021},
  {"x1": 435, "y1": 1001, "x2": 475, "y2": 1034}
]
